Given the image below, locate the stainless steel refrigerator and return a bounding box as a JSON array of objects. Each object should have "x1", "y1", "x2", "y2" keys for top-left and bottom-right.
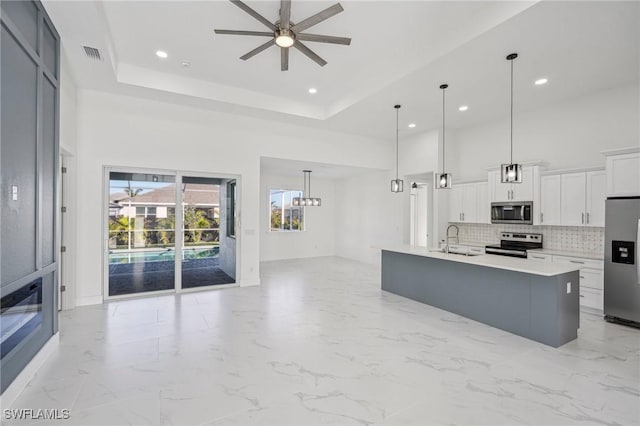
[{"x1": 604, "y1": 196, "x2": 640, "y2": 326}]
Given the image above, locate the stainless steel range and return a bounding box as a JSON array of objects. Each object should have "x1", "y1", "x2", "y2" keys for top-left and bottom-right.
[{"x1": 485, "y1": 232, "x2": 543, "y2": 258}]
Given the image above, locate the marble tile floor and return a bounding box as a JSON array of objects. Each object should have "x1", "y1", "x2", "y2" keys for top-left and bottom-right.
[{"x1": 5, "y1": 257, "x2": 639, "y2": 426}]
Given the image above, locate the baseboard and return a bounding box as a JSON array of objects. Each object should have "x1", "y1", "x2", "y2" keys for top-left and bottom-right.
[
  {"x1": 240, "y1": 278, "x2": 260, "y2": 287},
  {"x1": 75, "y1": 295, "x2": 103, "y2": 306},
  {"x1": 0, "y1": 333, "x2": 59, "y2": 408}
]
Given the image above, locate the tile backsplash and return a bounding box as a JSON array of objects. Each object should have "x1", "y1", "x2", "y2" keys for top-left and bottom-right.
[{"x1": 448, "y1": 223, "x2": 604, "y2": 255}]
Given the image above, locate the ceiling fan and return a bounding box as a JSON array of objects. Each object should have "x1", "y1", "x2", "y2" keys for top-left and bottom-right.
[{"x1": 214, "y1": 0, "x2": 351, "y2": 71}]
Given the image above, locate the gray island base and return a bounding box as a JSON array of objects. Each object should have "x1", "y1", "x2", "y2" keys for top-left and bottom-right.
[{"x1": 381, "y1": 249, "x2": 580, "y2": 347}]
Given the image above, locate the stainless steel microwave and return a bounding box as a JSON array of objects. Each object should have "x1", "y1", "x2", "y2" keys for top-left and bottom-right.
[{"x1": 491, "y1": 202, "x2": 533, "y2": 225}]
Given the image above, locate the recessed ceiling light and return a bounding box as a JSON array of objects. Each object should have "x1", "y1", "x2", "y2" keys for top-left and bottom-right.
[
  {"x1": 408, "y1": 123, "x2": 416, "y2": 128},
  {"x1": 181, "y1": 60, "x2": 191, "y2": 68},
  {"x1": 535, "y1": 78, "x2": 548, "y2": 86},
  {"x1": 308, "y1": 88, "x2": 317, "y2": 94},
  {"x1": 156, "y1": 50, "x2": 168, "y2": 59},
  {"x1": 458, "y1": 105, "x2": 469, "y2": 111}
]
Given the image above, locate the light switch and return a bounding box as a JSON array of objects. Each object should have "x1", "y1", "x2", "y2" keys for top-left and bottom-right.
[
  {"x1": 11, "y1": 185, "x2": 18, "y2": 201},
  {"x1": 566, "y1": 282, "x2": 571, "y2": 294}
]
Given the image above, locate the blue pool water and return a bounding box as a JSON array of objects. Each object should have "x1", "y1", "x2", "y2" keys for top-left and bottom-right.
[{"x1": 109, "y1": 246, "x2": 219, "y2": 264}]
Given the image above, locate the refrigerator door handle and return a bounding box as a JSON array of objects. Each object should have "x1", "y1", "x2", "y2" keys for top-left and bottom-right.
[{"x1": 637, "y1": 219, "x2": 640, "y2": 284}]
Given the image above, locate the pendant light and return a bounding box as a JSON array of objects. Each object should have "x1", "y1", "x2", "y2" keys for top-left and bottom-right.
[
  {"x1": 292, "y1": 170, "x2": 321, "y2": 207},
  {"x1": 501, "y1": 53, "x2": 523, "y2": 183},
  {"x1": 391, "y1": 104, "x2": 404, "y2": 193},
  {"x1": 436, "y1": 84, "x2": 452, "y2": 189}
]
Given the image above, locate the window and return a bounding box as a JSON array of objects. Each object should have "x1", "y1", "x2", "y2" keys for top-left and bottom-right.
[
  {"x1": 226, "y1": 181, "x2": 236, "y2": 238},
  {"x1": 269, "y1": 189, "x2": 304, "y2": 231}
]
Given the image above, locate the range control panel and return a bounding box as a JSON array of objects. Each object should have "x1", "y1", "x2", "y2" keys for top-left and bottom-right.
[{"x1": 501, "y1": 233, "x2": 543, "y2": 243}]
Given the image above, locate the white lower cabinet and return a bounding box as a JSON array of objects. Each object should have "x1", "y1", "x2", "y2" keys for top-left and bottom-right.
[{"x1": 551, "y1": 255, "x2": 604, "y2": 310}]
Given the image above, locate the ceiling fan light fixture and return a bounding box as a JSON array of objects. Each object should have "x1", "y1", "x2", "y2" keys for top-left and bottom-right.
[{"x1": 275, "y1": 29, "x2": 295, "y2": 48}]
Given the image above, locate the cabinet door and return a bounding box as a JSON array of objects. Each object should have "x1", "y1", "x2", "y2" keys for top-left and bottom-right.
[
  {"x1": 606, "y1": 153, "x2": 640, "y2": 197},
  {"x1": 540, "y1": 175, "x2": 562, "y2": 225},
  {"x1": 448, "y1": 185, "x2": 463, "y2": 222},
  {"x1": 511, "y1": 167, "x2": 534, "y2": 201},
  {"x1": 461, "y1": 184, "x2": 477, "y2": 223},
  {"x1": 489, "y1": 170, "x2": 511, "y2": 202},
  {"x1": 560, "y1": 173, "x2": 587, "y2": 226},
  {"x1": 585, "y1": 171, "x2": 606, "y2": 227},
  {"x1": 476, "y1": 182, "x2": 490, "y2": 224}
]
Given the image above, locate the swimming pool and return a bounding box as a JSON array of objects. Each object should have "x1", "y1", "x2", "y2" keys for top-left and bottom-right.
[{"x1": 109, "y1": 246, "x2": 219, "y2": 264}]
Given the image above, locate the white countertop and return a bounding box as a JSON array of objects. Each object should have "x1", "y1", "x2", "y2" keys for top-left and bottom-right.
[
  {"x1": 382, "y1": 245, "x2": 581, "y2": 277},
  {"x1": 527, "y1": 248, "x2": 604, "y2": 261}
]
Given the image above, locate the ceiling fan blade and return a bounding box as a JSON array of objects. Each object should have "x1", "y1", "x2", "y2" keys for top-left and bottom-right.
[
  {"x1": 230, "y1": 0, "x2": 276, "y2": 31},
  {"x1": 291, "y1": 3, "x2": 343, "y2": 33},
  {"x1": 240, "y1": 39, "x2": 275, "y2": 60},
  {"x1": 280, "y1": 0, "x2": 291, "y2": 29},
  {"x1": 296, "y1": 33, "x2": 351, "y2": 45},
  {"x1": 281, "y1": 47, "x2": 289, "y2": 71},
  {"x1": 214, "y1": 30, "x2": 274, "y2": 37},
  {"x1": 293, "y1": 40, "x2": 327, "y2": 67}
]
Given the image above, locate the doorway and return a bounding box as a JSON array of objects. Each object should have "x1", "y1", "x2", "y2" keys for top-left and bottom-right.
[
  {"x1": 410, "y1": 182, "x2": 429, "y2": 247},
  {"x1": 104, "y1": 169, "x2": 238, "y2": 300}
]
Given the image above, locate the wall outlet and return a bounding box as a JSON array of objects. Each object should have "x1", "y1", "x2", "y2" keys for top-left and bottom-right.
[{"x1": 566, "y1": 282, "x2": 571, "y2": 294}]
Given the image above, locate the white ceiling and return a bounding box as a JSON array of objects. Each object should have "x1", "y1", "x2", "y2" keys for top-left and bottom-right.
[
  {"x1": 261, "y1": 156, "x2": 381, "y2": 179},
  {"x1": 45, "y1": 1, "x2": 639, "y2": 140}
]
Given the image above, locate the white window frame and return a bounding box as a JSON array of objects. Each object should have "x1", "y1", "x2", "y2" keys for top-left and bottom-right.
[{"x1": 268, "y1": 187, "x2": 305, "y2": 232}]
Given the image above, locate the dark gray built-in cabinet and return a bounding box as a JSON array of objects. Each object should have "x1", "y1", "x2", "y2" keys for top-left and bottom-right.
[{"x1": 1, "y1": 0, "x2": 60, "y2": 393}]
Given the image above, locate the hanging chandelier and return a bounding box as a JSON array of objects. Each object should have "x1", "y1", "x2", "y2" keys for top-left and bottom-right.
[
  {"x1": 391, "y1": 104, "x2": 404, "y2": 192},
  {"x1": 292, "y1": 170, "x2": 321, "y2": 207},
  {"x1": 436, "y1": 83, "x2": 452, "y2": 189},
  {"x1": 501, "y1": 53, "x2": 523, "y2": 183}
]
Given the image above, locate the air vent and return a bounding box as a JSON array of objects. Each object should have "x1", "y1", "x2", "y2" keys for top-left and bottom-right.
[{"x1": 82, "y1": 46, "x2": 102, "y2": 61}]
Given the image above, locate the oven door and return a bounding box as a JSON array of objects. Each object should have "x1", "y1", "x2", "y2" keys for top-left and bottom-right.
[{"x1": 491, "y1": 202, "x2": 533, "y2": 225}]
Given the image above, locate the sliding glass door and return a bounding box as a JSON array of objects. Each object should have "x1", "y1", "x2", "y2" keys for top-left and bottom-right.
[
  {"x1": 105, "y1": 170, "x2": 237, "y2": 299},
  {"x1": 181, "y1": 177, "x2": 235, "y2": 289},
  {"x1": 108, "y1": 172, "x2": 177, "y2": 296}
]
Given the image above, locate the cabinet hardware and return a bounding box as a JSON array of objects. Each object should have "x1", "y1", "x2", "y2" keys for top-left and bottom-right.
[
  {"x1": 60, "y1": 285, "x2": 66, "y2": 292},
  {"x1": 569, "y1": 260, "x2": 585, "y2": 264},
  {"x1": 580, "y1": 276, "x2": 585, "y2": 279},
  {"x1": 581, "y1": 212, "x2": 585, "y2": 224},
  {"x1": 540, "y1": 212, "x2": 544, "y2": 223},
  {"x1": 586, "y1": 212, "x2": 590, "y2": 224},
  {"x1": 579, "y1": 295, "x2": 585, "y2": 298}
]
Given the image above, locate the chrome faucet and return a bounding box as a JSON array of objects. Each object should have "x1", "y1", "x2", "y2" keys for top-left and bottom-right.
[{"x1": 444, "y1": 224, "x2": 460, "y2": 253}]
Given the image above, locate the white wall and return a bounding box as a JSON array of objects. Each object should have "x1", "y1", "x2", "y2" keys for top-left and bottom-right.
[
  {"x1": 333, "y1": 129, "x2": 442, "y2": 265},
  {"x1": 73, "y1": 90, "x2": 391, "y2": 305},
  {"x1": 259, "y1": 173, "x2": 336, "y2": 262},
  {"x1": 449, "y1": 84, "x2": 640, "y2": 180}
]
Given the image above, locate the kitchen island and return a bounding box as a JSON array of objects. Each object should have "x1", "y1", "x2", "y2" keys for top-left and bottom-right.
[{"x1": 381, "y1": 246, "x2": 581, "y2": 347}]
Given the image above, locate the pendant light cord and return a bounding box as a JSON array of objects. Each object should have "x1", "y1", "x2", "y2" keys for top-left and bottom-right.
[
  {"x1": 442, "y1": 86, "x2": 446, "y2": 175},
  {"x1": 510, "y1": 57, "x2": 514, "y2": 164},
  {"x1": 395, "y1": 107, "x2": 399, "y2": 180}
]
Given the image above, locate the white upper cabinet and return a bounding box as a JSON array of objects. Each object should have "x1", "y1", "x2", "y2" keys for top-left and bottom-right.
[
  {"x1": 448, "y1": 185, "x2": 463, "y2": 223},
  {"x1": 511, "y1": 167, "x2": 534, "y2": 202},
  {"x1": 462, "y1": 184, "x2": 478, "y2": 223},
  {"x1": 561, "y1": 173, "x2": 587, "y2": 226},
  {"x1": 489, "y1": 166, "x2": 537, "y2": 203},
  {"x1": 604, "y1": 149, "x2": 640, "y2": 197},
  {"x1": 540, "y1": 175, "x2": 562, "y2": 225},
  {"x1": 476, "y1": 182, "x2": 490, "y2": 224},
  {"x1": 585, "y1": 171, "x2": 606, "y2": 227},
  {"x1": 447, "y1": 181, "x2": 487, "y2": 224},
  {"x1": 548, "y1": 169, "x2": 605, "y2": 227}
]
